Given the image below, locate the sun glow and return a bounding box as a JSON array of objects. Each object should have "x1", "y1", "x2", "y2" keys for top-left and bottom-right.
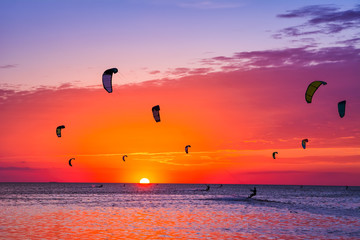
[{"x1": 140, "y1": 178, "x2": 150, "y2": 184}]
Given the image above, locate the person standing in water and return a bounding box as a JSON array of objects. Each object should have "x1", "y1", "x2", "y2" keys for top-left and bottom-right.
[{"x1": 248, "y1": 187, "x2": 257, "y2": 198}]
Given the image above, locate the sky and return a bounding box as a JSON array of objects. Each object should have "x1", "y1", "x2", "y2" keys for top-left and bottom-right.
[{"x1": 0, "y1": 0, "x2": 359, "y2": 185}]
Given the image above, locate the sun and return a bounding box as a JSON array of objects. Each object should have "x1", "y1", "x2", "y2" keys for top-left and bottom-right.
[{"x1": 139, "y1": 178, "x2": 150, "y2": 184}]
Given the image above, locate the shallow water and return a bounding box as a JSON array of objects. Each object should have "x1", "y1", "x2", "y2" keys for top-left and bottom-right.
[{"x1": 0, "y1": 183, "x2": 359, "y2": 239}]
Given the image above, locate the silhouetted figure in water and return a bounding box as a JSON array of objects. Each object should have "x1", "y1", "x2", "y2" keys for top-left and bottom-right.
[
  {"x1": 204, "y1": 185, "x2": 210, "y2": 191},
  {"x1": 346, "y1": 186, "x2": 349, "y2": 190},
  {"x1": 248, "y1": 187, "x2": 256, "y2": 198},
  {"x1": 97, "y1": 184, "x2": 103, "y2": 188}
]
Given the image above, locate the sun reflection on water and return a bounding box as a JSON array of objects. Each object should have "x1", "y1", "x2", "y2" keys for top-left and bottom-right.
[{"x1": 1, "y1": 204, "x2": 359, "y2": 239}]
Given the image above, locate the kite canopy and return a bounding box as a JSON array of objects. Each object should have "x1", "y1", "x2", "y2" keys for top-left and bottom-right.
[
  {"x1": 69, "y1": 158, "x2": 75, "y2": 167},
  {"x1": 102, "y1": 68, "x2": 118, "y2": 93},
  {"x1": 305, "y1": 81, "x2": 327, "y2": 103},
  {"x1": 152, "y1": 105, "x2": 161, "y2": 122},
  {"x1": 302, "y1": 139, "x2": 309, "y2": 149},
  {"x1": 185, "y1": 145, "x2": 191, "y2": 154},
  {"x1": 56, "y1": 125, "x2": 65, "y2": 137},
  {"x1": 122, "y1": 155, "x2": 128, "y2": 162},
  {"x1": 338, "y1": 100, "x2": 346, "y2": 118},
  {"x1": 272, "y1": 152, "x2": 278, "y2": 159}
]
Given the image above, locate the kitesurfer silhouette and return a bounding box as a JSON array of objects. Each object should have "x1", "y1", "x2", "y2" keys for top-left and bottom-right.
[{"x1": 248, "y1": 187, "x2": 256, "y2": 198}]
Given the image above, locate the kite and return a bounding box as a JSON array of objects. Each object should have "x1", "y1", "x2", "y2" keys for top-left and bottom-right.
[
  {"x1": 302, "y1": 139, "x2": 308, "y2": 149},
  {"x1": 69, "y1": 158, "x2": 75, "y2": 167},
  {"x1": 305, "y1": 81, "x2": 327, "y2": 103},
  {"x1": 185, "y1": 145, "x2": 191, "y2": 154},
  {"x1": 56, "y1": 125, "x2": 65, "y2": 137},
  {"x1": 102, "y1": 68, "x2": 118, "y2": 93},
  {"x1": 338, "y1": 100, "x2": 346, "y2": 118},
  {"x1": 152, "y1": 105, "x2": 160, "y2": 122}
]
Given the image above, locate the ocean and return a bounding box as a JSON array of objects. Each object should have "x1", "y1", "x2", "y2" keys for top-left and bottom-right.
[{"x1": 0, "y1": 183, "x2": 359, "y2": 239}]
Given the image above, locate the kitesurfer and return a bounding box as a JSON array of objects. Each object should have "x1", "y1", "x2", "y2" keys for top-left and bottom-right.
[{"x1": 248, "y1": 187, "x2": 257, "y2": 198}]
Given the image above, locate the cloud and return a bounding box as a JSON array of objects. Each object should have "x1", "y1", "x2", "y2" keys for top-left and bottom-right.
[
  {"x1": 336, "y1": 37, "x2": 360, "y2": 46},
  {"x1": 0, "y1": 64, "x2": 17, "y2": 69},
  {"x1": 149, "y1": 70, "x2": 161, "y2": 75},
  {"x1": 164, "y1": 67, "x2": 212, "y2": 77},
  {"x1": 189, "y1": 67, "x2": 212, "y2": 75},
  {"x1": 167, "y1": 67, "x2": 190, "y2": 76},
  {"x1": 275, "y1": 4, "x2": 360, "y2": 38},
  {"x1": 244, "y1": 170, "x2": 303, "y2": 175},
  {"x1": 0, "y1": 89, "x2": 16, "y2": 100},
  {"x1": 0, "y1": 166, "x2": 38, "y2": 171},
  {"x1": 206, "y1": 45, "x2": 360, "y2": 70}
]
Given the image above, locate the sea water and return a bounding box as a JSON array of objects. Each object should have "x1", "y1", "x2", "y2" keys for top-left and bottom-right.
[{"x1": 0, "y1": 183, "x2": 359, "y2": 239}]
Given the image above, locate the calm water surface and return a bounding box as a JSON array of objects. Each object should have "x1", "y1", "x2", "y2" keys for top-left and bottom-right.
[{"x1": 0, "y1": 183, "x2": 359, "y2": 239}]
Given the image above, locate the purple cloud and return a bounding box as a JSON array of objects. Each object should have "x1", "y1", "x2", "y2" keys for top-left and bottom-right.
[
  {"x1": 277, "y1": 5, "x2": 338, "y2": 19},
  {"x1": 0, "y1": 167, "x2": 36, "y2": 171},
  {"x1": 245, "y1": 170, "x2": 303, "y2": 175},
  {"x1": 207, "y1": 46, "x2": 360, "y2": 69},
  {"x1": 0, "y1": 64, "x2": 17, "y2": 69},
  {"x1": 336, "y1": 37, "x2": 360, "y2": 45},
  {"x1": 275, "y1": 4, "x2": 360, "y2": 38}
]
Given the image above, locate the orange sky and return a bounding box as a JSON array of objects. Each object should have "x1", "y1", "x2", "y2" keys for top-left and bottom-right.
[{"x1": 1, "y1": 62, "x2": 359, "y2": 185}]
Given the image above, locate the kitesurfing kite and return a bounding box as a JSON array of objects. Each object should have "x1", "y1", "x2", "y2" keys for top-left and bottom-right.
[
  {"x1": 338, "y1": 100, "x2": 346, "y2": 118},
  {"x1": 56, "y1": 125, "x2": 65, "y2": 137},
  {"x1": 185, "y1": 145, "x2": 191, "y2": 154},
  {"x1": 102, "y1": 68, "x2": 118, "y2": 93},
  {"x1": 122, "y1": 155, "x2": 127, "y2": 162},
  {"x1": 272, "y1": 152, "x2": 278, "y2": 159},
  {"x1": 152, "y1": 105, "x2": 160, "y2": 122},
  {"x1": 69, "y1": 158, "x2": 75, "y2": 167},
  {"x1": 302, "y1": 139, "x2": 308, "y2": 149},
  {"x1": 305, "y1": 81, "x2": 327, "y2": 103}
]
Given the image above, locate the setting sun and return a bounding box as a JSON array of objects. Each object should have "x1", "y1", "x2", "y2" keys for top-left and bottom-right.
[{"x1": 140, "y1": 178, "x2": 150, "y2": 184}]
